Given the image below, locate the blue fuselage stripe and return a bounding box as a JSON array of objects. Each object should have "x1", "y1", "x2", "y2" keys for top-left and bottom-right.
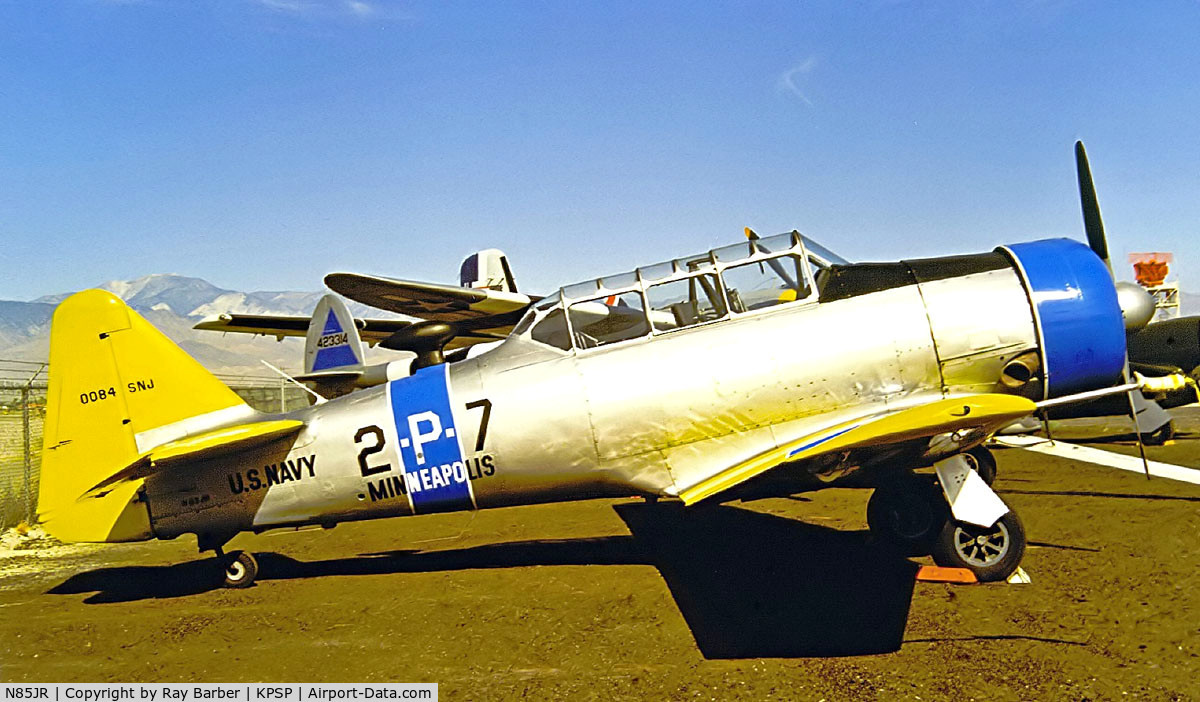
[{"x1": 388, "y1": 365, "x2": 473, "y2": 514}]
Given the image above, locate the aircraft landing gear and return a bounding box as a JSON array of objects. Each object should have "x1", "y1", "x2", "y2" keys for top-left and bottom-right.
[
  {"x1": 218, "y1": 548, "x2": 259, "y2": 589},
  {"x1": 866, "y1": 477, "x2": 945, "y2": 555},
  {"x1": 963, "y1": 446, "x2": 997, "y2": 486},
  {"x1": 200, "y1": 534, "x2": 259, "y2": 589},
  {"x1": 869, "y1": 465, "x2": 1027, "y2": 582},
  {"x1": 930, "y1": 511, "x2": 1026, "y2": 583}
]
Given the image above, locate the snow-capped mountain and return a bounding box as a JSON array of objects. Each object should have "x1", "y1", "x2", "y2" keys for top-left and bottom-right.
[
  {"x1": 3, "y1": 274, "x2": 400, "y2": 374},
  {"x1": 33, "y1": 274, "x2": 327, "y2": 318}
]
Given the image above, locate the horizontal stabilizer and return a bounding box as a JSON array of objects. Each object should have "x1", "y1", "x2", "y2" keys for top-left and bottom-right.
[
  {"x1": 294, "y1": 369, "x2": 364, "y2": 382},
  {"x1": 84, "y1": 419, "x2": 304, "y2": 498}
]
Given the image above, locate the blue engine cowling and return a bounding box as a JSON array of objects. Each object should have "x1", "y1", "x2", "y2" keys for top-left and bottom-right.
[{"x1": 998, "y1": 238, "x2": 1126, "y2": 399}]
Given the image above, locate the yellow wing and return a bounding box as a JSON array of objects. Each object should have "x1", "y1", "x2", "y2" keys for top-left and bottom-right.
[{"x1": 677, "y1": 394, "x2": 1035, "y2": 505}]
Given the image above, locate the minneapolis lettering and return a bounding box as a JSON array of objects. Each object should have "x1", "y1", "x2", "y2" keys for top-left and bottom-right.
[{"x1": 368, "y1": 454, "x2": 495, "y2": 503}]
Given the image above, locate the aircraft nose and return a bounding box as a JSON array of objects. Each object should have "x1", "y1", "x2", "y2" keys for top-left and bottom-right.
[{"x1": 998, "y1": 238, "x2": 1127, "y2": 398}]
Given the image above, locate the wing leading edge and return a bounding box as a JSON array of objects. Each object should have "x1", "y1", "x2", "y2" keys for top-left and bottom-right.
[{"x1": 675, "y1": 394, "x2": 1036, "y2": 505}]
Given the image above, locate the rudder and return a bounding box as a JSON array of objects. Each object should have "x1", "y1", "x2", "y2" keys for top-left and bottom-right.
[{"x1": 39, "y1": 290, "x2": 254, "y2": 541}]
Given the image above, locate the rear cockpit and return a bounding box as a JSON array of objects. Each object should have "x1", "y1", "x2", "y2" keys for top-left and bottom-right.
[{"x1": 511, "y1": 231, "x2": 847, "y2": 353}]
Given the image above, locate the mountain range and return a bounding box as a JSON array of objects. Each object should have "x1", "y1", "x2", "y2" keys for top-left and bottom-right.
[{"x1": 0, "y1": 274, "x2": 407, "y2": 375}]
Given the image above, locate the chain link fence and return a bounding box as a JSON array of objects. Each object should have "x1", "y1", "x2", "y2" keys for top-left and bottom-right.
[{"x1": 0, "y1": 359, "x2": 309, "y2": 530}]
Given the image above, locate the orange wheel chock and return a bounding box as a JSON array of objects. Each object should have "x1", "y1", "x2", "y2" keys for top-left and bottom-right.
[{"x1": 915, "y1": 565, "x2": 978, "y2": 584}]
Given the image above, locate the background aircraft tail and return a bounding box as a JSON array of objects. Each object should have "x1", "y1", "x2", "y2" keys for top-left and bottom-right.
[
  {"x1": 460, "y1": 248, "x2": 518, "y2": 292},
  {"x1": 295, "y1": 294, "x2": 371, "y2": 397},
  {"x1": 39, "y1": 290, "x2": 254, "y2": 542},
  {"x1": 303, "y1": 294, "x2": 365, "y2": 376}
]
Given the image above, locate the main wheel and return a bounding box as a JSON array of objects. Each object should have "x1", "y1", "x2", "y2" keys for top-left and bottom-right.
[
  {"x1": 222, "y1": 550, "x2": 259, "y2": 589},
  {"x1": 867, "y1": 478, "x2": 947, "y2": 556},
  {"x1": 931, "y1": 511, "x2": 1026, "y2": 583},
  {"x1": 964, "y1": 446, "x2": 998, "y2": 485}
]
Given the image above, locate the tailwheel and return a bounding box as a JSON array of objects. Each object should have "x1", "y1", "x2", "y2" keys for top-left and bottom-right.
[
  {"x1": 221, "y1": 550, "x2": 259, "y2": 589},
  {"x1": 931, "y1": 511, "x2": 1026, "y2": 583},
  {"x1": 866, "y1": 477, "x2": 947, "y2": 556},
  {"x1": 964, "y1": 446, "x2": 997, "y2": 486}
]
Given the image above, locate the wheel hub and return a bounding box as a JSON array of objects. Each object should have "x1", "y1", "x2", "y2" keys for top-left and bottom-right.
[{"x1": 953, "y1": 521, "x2": 1010, "y2": 567}]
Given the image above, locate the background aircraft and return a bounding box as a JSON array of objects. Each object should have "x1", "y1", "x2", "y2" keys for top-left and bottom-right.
[
  {"x1": 194, "y1": 249, "x2": 534, "y2": 394},
  {"x1": 194, "y1": 236, "x2": 855, "y2": 394}
]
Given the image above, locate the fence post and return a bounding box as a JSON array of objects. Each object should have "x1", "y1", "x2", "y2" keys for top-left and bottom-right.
[
  {"x1": 21, "y1": 385, "x2": 32, "y2": 524},
  {"x1": 280, "y1": 377, "x2": 286, "y2": 414}
]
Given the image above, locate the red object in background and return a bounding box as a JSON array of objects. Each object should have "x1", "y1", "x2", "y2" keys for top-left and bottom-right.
[{"x1": 1128, "y1": 252, "x2": 1174, "y2": 287}]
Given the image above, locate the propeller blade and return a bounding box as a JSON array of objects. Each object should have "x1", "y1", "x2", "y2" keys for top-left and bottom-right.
[
  {"x1": 743, "y1": 227, "x2": 800, "y2": 290},
  {"x1": 1074, "y1": 141, "x2": 1111, "y2": 271}
]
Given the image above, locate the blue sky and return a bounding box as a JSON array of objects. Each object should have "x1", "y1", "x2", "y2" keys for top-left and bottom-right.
[{"x1": 3, "y1": 0, "x2": 1199, "y2": 301}]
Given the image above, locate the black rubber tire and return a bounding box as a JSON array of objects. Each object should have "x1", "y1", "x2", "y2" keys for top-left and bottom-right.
[
  {"x1": 222, "y1": 550, "x2": 258, "y2": 589},
  {"x1": 964, "y1": 446, "x2": 998, "y2": 486},
  {"x1": 866, "y1": 478, "x2": 947, "y2": 556},
  {"x1": 1142, "y1": 421, "x2": 1174, "y2": 446},
  {"x1": 931, "y1": 511, "x2": 1026, "y2": 583}
]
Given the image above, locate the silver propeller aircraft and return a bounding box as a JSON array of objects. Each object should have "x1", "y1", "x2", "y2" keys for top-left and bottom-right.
[{"x1": 39, "y1": 143, "x2": 1150, "y2": 589}]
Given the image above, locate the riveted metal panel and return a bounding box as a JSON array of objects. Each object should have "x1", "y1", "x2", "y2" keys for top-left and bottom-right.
[{"x1": 916, "y1": 267, "x2": 1040, "y2": 395}]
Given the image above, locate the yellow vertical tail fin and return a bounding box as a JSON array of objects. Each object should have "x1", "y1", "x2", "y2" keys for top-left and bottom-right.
[{"x1": 39, "y1": 290, "x2": 255, "y2": 542}]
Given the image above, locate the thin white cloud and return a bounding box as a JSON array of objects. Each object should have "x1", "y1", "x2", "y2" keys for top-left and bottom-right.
[
  {"x1": 253, "y1": 0, "x2": 402, "y2": 20},
  {"x1": 256, "y1": 0, "x2": 313, "y2": 12},
  {"x1": 777, "y1": 57, "x2": 817, "y2": 106}
]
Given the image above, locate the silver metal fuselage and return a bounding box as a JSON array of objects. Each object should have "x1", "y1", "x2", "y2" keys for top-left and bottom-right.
[{"x1": 145, "y1": 250, "x2": 1043, "y2": 543}]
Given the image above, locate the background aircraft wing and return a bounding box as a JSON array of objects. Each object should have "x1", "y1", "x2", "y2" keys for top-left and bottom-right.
[
  {"x1": 673, "y1": 394, "x2": 1036, "y2": 505},
  {"x1": 194, "y1": 313, "x2": 406, "y2": 341},
  {"x1": 193, "y1": 313, "x2": 499, "y2": 350},
  {"x1": 325, "y1": 272, "x2": 536, "y2": 324}
]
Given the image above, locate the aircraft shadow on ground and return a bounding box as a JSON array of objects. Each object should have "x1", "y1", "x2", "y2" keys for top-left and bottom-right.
[
  {"x1": 613, "y1": 502, "x2": 917, "y2": 658},
  {"x1": 48, "y1": 503, "x2": 918, "y2": 658}
]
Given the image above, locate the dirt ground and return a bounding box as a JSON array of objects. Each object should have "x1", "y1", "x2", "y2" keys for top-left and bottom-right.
[{"x1": 2, "y1": 410, "x2": 1199, "y2": 700}]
